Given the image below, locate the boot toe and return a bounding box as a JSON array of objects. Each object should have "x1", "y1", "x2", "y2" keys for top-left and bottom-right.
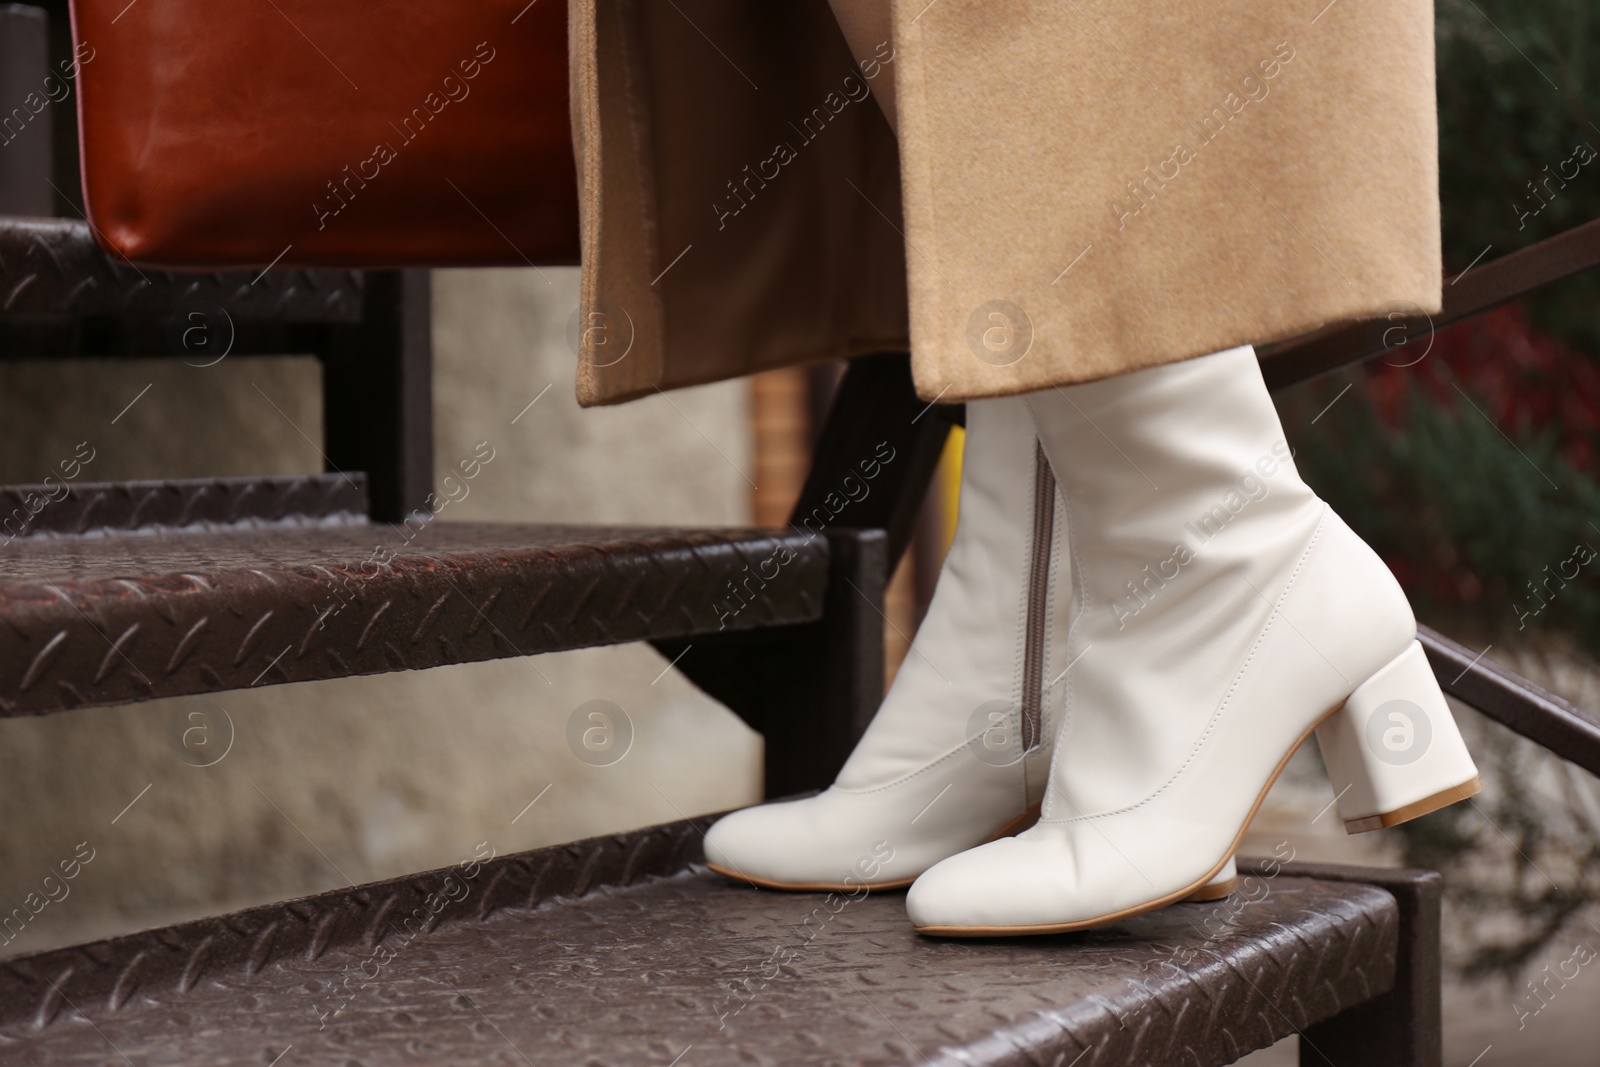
[
  {"x1": 702, "y1": 792, "x2": 915, "y2": 890},
  {"x1": 906, "y1": 834, "x2": 1081, "y2": 932},
  {"x1": 908, "y1": 818, "x2": 1250, "y2": 933},
  {"x1": 703, "y1": 801, "x2": 816, "y2": 886}
]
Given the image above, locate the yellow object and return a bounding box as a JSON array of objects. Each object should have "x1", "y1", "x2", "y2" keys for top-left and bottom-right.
[{"x1": 939, "y1": 426, "x2": 964, "y2": 557}]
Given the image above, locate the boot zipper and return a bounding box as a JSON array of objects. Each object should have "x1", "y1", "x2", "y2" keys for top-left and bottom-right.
[{"x1": 1021, "y1": 440, "x2": 1056, "y2": 751}]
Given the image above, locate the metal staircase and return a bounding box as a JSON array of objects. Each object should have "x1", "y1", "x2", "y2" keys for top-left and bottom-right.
[{"x1": 4, "y1": 0, "x2": 1600, "y2": 1059}]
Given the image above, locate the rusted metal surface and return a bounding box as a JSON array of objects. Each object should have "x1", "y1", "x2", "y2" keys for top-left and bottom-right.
[
  {"x1": 0, "y1": 516, "x2": 826, "y2": 716},
  {"x1": 0, "y1": 216, "x2": 363, "y2": 321},
  {"x1": 0, "y1": 818, "x2": 1400, "y2": 1067}
]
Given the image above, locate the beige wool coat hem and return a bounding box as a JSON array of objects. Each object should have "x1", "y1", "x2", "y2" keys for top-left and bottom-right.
[{"x1": 569, "y1": 0, "x2": 1442, "y2": 407}]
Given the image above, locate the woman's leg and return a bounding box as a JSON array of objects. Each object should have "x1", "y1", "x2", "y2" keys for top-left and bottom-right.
[
  {"x1": 826, "y1": 0, "x2": 897, "y2": 133},
  {"x1": 705, "y1": 0, "x2": 1238, "y2": 903}
]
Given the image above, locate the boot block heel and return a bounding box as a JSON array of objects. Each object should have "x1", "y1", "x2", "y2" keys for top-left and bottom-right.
[{"x1": 1315, "y1": 640, "x2": 1482, "y2": 835}]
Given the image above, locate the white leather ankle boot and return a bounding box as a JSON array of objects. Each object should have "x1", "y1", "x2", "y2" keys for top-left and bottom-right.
[
  {"x1": 705, "y1": 396, "x2": 1239, "y2": 898},
  {"x1": 905, "y1": 346, "x2": 1479, "y2": 935},
  {"x1": 703, "y1": 396, "x2": 1063, "y2": 890}
]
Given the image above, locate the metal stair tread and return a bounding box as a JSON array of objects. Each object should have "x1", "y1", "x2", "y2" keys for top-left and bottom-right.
[
  {"x1": 0, "y1": 487, "x2": 827, "y2": 715},
  {"x1": 0, "y1": 216, "x2": 363, "y2": 322},
  {"x1": 0, "y1": 817, "x2": 1400, "y2": 1067}
]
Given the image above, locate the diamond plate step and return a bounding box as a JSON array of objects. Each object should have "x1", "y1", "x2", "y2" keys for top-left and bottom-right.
[
  {"x1": 0, "y1": 473, "x2": 368, "y2": 540},
  {"x1": 0, "y1": 217, "x2": 362, "y2": 321},
  {"x1": 0, "y1": 816, "x2": 1401, "y2": 1067},
  {"x1": 0, "y1": 476, "x2": 826, "y2": 716}
]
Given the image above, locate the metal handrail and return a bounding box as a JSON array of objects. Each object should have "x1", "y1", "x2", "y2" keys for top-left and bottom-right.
[
  {"x1": 1421, "y1": 626, "x2": 1600, "y2": 774},
  {"x1": 1264, "y1": 218, "x2": 1600, "y2": 390}
]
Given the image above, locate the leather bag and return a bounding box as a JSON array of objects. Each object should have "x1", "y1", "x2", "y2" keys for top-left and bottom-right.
[{"x1": 69, "y1": 0, "x2": 578, "y2": 268}]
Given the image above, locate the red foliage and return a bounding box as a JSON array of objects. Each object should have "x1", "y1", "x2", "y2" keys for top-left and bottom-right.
[{"x1": 1361, "y1": 304, "x2": 1600, "y2": 473}]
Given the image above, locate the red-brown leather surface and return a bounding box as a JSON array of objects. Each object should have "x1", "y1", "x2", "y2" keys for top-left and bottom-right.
[{"x1": 69, "y1": 0, "x2": 579, "y2": 269}]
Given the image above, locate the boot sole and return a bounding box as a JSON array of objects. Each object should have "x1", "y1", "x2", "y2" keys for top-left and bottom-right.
[
  {"x1": 1342, "y1": 777, "x2": 1481, "y2": 833},
  {"x1": 1180, "y1": 875, "x2": 1238, "y2": 903},
  {"x1": 706, "y1": 801, "x2": 1238, "y2": 902},
  {"x1": 914, "y1": 701, "x2": 1479, "y2": 937}
]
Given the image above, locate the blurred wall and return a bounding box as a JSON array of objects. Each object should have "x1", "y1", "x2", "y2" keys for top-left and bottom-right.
[{"x1": 0, "y1": 266, "x2": 763, "y2": 956}]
